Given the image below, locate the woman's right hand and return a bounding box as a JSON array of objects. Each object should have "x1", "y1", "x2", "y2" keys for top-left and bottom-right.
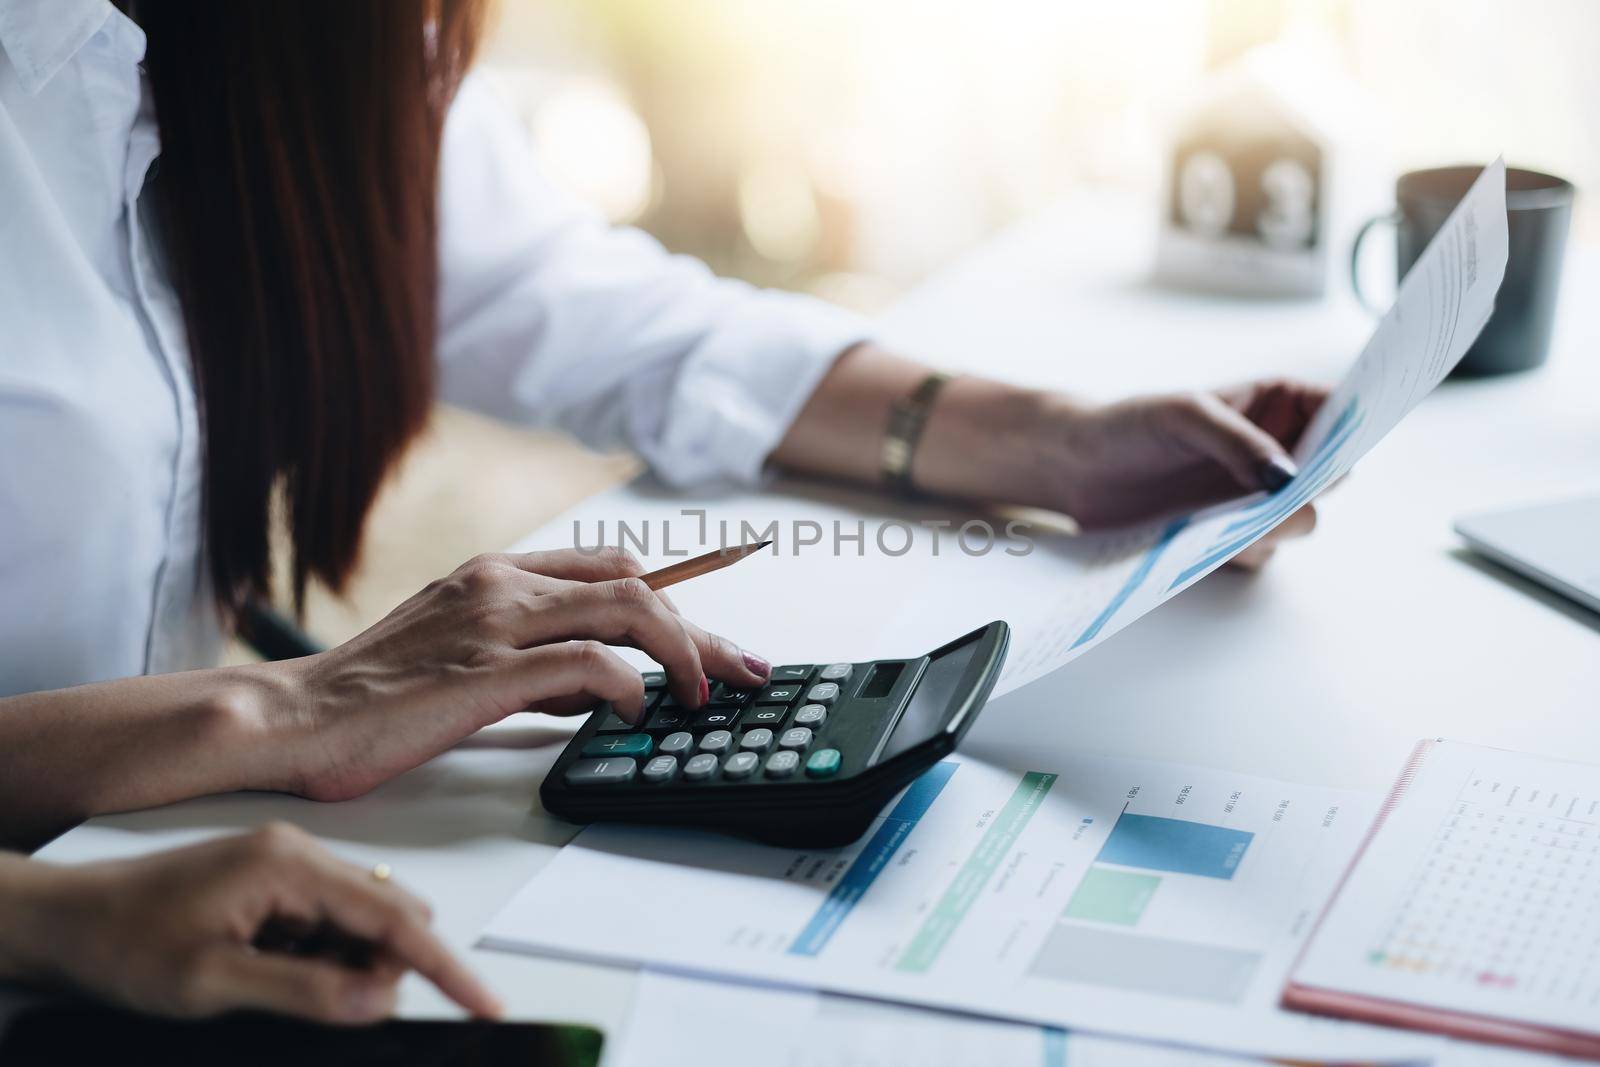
[
  {"x1": 263, "y1": 547, "x2": 770, "y2": 803},
  {"x1": 0, "y1": 824, "x2": 497, "y2": 1024}
]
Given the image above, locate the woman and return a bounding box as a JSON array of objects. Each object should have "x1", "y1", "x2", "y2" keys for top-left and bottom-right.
[{"x1": 0, "y1": 0, "x2": 1320, "y2": 850}]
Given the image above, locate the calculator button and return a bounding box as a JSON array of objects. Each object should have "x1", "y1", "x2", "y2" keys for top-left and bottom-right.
[
  {"x1": 739, "y1": 728, "x2": 774, "y2": 753},
  {"x1": 658, "y1": 731, "x2": 695, "y2": 756},
  {"x1": 805, "y1": 749, "x2": 842, "y2": 778},
  {"x1": 583, "y1": 733, "x2": 653, "y2": 759},
  {"x1": 641, "y1": 755, "x2": 679, "y2": 783},
  {"x1": 722, "y1": 752, "x2": 760, "y2": 779},
  {"x1": 764, "y1": 750, "x2": 800, "y2": 778},
  {"x1": 565, "y1": 758, "x2": 638, "y2": 786},
  {"x1": 646, "y1": 706, "x2": 693, "y2": 732},
  {"x1": 698, "y1": 730, "x2": 733, "y2": 754},
  {"x1": 755, "y1": 684, "x2": 803, "y2": 705},
  {"x1": 819, "y1": 663, "x2": 853, "y2": 683},
  {"x1": 741, "y1": 706, "x2": 787, "y2": 729},
  {"x1": 683, "y1": 753, "x2": 719, "y2": 781},
  {"x1": 804, "y1": 682, "x2": 840, "y2": 706},
  {"x1": 710, "y1": 684, "x2": 756, "y2": 707},
  {"x1": 595, "y1": 710, "x2": 639, "y2": 734},
  {"x1": 692, "y1": 707, "x2": 741, "y2": 731},
  {"x1": 792, "y1": 704, "x2": 827, "y2": 728},
  {"x1": 770, "y1": 664, "x2": 813, "y2": 683},
  {"x1": 641, "y1": 670, "x2": 667, "y2": 690},
  {"x1": 778, "y1": 727, "x2": 813, "y2": 750}
]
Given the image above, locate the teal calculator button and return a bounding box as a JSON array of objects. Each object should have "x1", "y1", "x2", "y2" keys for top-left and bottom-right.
[
  {"x1": 582, "y1": 733, "x2": 653, "y2": 759},
  {"x1": 805, "y1": 748, "x2": 841, "y2": 778}
]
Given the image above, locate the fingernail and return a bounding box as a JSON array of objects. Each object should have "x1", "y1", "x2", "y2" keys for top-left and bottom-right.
[
  {"x1": 1258, "y1": 455, "x2": 1298, "y2": 492},
  {"x1": 698, "y1": 676, "x2": 710, "y2": 706},
  {"x1": 742, "y1": 651, "x2": 771, "y2": 679}
]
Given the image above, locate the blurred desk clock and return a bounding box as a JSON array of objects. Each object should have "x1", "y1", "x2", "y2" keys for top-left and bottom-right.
[{"x1": 1154, "y1": 85, "x2": 1329, "y2": 298}]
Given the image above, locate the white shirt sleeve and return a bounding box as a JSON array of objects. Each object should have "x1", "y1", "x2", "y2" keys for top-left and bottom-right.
[{"x1": 436, "y1": 75, "x2": 872, "y2": 488}]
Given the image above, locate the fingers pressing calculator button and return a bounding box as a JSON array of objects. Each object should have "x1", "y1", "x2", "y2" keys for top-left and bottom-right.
[
  {"x1": 804, "y1": 682, "x2": 840, "y2": 706},
  {"x1": 698, "y1": 730, "x2": 733, "y2": 754},
  {"x1": 658, "y1": 731, "x2": 695, "y2": 757},
  {"x1": 778, "y1": 727, "x2": 813, "y2": 750},
  {"x1": 710, "y1": 684, "x2": 756, "y2": 707},
  {"x1": 819, "y1": 663, "x2": 853, "y2": 683},
  {"x1": 770, "y1": 664, "x2": 813, "y2": 683},
  {"x1": 683, "y1": 753, "x2": 718, "y2": 781},
  {"x1": 764, "y1": 750, "x2": 800, "y2": 778},
  {"x1": 755, "y1": 684, "x2": 803, "y2": 705},
  {"x1": 583, "y1": 733, "x2": 653, "y2": 759},
  {"x1": 742, "y1": 706, "x2": 786, "y2": 729},
  {"x1": 566, "y1": 758, "x2": 638, "y2": 786},
  {"x1": 805, "y1": 749, "x2": 841, "y2": 778},
  {"x1": 739, "y1": 728, "x2": 774, "y2": 753},
  {"x1": 792, "y1": 704, "x2": 827, "y2": 728},
  {"x1": 641, "y1": 755, "x2": 679, "y2": 783},
  {"x1": 722, "y1": 752, "x2": 760, "y2": 779}
]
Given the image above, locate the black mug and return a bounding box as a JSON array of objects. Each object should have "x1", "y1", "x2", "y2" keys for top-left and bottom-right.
[{"x1": 1351, "y1": 165, "x2": 1574, "y2": 376}]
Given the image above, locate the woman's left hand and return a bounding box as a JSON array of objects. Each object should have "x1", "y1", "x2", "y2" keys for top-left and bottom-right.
[
  {"x1": 901, "y1": 374, "x2": 1328, "y2": 571},
  {"x1": 1032, "y1": 379, "x2": 1326, "y2": 570},
  {"x1": 778, "y1": 347, "x2": 1330, "y2": 571}
]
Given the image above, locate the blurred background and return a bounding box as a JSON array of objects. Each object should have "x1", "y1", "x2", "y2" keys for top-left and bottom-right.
[
  {"x1": 478, "y1": 0, "x2": 1600, "y2": 308},
  {"x1": 263, "y1": 0, "x2": 1600, "y2": 650}
]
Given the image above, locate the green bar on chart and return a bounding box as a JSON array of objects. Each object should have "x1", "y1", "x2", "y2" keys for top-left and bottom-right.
[
  {"x1": 1063, "y1": 866, "x2": 1160, "y2": 926},
  {"x1": 894, "y1": 771, "x2": 1057, "y2": 973}
]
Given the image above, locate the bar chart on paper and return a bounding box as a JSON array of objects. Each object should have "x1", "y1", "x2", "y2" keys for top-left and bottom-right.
[{"x1": 482, "y1": 755, "x2": 1415, "y2": 1058}]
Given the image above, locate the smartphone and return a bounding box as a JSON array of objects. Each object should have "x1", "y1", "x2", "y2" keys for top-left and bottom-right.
[{"x1": 0, "y1": 1000, "x2": 603, "y2": 1066}]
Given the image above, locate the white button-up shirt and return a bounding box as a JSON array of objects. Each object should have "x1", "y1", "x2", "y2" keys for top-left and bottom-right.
[{"x1": 0, "y1": 0, "x2": 866, "y2": 697}]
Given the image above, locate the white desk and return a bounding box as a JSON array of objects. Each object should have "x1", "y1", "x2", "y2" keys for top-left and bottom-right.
[{"x1": 36, "y1": 191, "x2": 1600, "y2": 1049}]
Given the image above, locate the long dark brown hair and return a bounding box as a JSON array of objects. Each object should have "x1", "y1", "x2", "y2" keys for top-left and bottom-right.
[{"x1": 136, "y1": 0, "x2": 484, "y2": 614}]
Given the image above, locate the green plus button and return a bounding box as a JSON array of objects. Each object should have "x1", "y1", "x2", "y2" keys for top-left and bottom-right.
[
  {"x1": 582, "y1": 733, "x2": 653, "y2": 759},
  {"x1": 805, "y1": 748, "x2": 841, "y2": 778}
]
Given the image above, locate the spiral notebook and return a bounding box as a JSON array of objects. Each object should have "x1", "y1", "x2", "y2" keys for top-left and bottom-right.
[{"x1": 1284, "y1": 740, "x2": 1600, "y2": 1058}]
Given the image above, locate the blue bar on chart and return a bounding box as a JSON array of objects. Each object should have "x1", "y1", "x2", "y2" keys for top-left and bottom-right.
[
  {"x1": 1071, "y1": 518, "x2": 1189, "y2": 650},
  {"x1": 788, "y1": 762, "x2": 959, "y2": 957},
  {"x1": 1096, "y1": 813, "x2": 1253, "y2": 880}
]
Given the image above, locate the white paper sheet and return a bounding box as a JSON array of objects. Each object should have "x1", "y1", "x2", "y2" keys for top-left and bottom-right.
[
  {"x1": 485, "y1": 754, "x2": 1439, "y2": 1061},
  {"x1": 613, "y1": 971, "x2": 1261, "y2": 1067},
  {"x1": 1292, "y1": 740, "x2": 1600, "y2": 1037},
  {"x1": 930, "y1": 158, "x2": 1509, "y2": 694}
]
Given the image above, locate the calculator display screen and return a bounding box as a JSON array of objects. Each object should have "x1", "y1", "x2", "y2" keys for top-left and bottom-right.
[{"x1": 875, "y1": 637, "x2": 979, "y2": 762}]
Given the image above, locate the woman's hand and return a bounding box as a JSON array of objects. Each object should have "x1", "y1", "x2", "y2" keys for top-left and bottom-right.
[
  {"x1": 777, "y1": 346, "x2": 1326, "y2": 571},
  {"x1": 1026, "y1": 379, "x2": 1325, "y2": 569},
  {"x1": 0, "y1": 825, "x2": 499, "y2": 1024},
  {"x1": 265, "y1": 547, "x2": 771, "y2": 802}
]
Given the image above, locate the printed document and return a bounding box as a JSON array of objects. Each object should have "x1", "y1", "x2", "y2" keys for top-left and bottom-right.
[
  {"x1": 614, "y1": 970, "x2": 1261, "y2": 1067},
  {"x1": 1289, "y1": 740, "x2": 1600, "y2": 1051},
  {"x1": 942, "y1": 158, "x2": 1509, "y2": 694},
  {"x1": 483, "y1": 755, "x2": 1438, "y2": 1060}
]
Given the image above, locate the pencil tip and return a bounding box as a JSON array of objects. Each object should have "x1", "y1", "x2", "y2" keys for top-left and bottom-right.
[{"x1": 754, "y1": 540, "x2": 773, "y2": 550}]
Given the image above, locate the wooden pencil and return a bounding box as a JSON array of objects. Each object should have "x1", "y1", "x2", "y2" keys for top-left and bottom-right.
[{"x1": 640, "y1": 539, "x2": 773, "y2": 591}]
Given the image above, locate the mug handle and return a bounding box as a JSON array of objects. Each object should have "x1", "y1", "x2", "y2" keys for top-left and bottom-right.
[{"x1": 1349, "y1": 210, "x2": 1402, "y2": 316}]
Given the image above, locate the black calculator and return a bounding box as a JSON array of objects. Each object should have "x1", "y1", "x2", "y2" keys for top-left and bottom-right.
[{"x1": 541, "y1": 621, "x2": 1008, "y2": 847}]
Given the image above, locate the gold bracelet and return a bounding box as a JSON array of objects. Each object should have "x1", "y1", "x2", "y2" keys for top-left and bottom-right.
[{"x1": 881, "y1": 372, "x2": 953, "y2": 496}]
